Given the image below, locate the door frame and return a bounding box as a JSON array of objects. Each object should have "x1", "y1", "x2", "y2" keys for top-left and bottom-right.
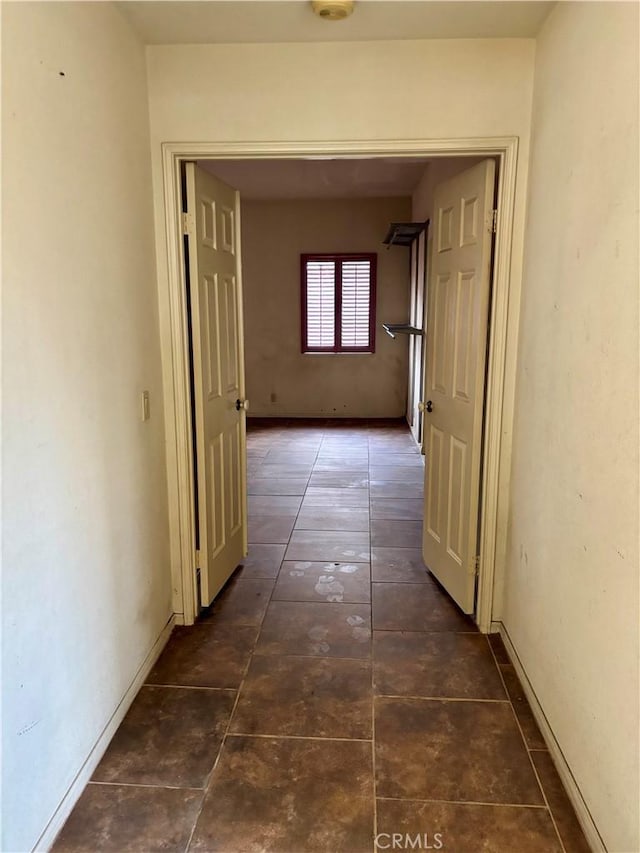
[{"x1": 160, "y1": 137, "x2": 519, "y2": 629}]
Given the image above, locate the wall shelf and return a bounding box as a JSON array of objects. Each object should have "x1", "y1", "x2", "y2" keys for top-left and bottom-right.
[
  {"x1": 382, "y1": 221, "x2": 428, "y2": 248},
  {"x1": 382, "y1": 323, "x2": 424, "y2": 339}
]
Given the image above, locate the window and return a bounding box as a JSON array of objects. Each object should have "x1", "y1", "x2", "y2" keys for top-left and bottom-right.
[{"x1": 301, "y1": 253, "x2": 377, "y2": 353}]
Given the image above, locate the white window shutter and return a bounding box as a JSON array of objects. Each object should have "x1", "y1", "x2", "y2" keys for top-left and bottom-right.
[
  {"x1": 305, "y1": 260, "x2": 336, "y2": 348},
  {"x1": 340, "y1": 260, "x2": 371, "y2": 348}
]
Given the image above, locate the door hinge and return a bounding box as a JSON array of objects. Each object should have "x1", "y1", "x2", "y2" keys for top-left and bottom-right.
[
  {"x1": 490, "y1": 209, "x2": 498, "y2": 234},
  {"x1": 195, "y1": 567, "x2": 202, "y2": 613},
  {"x1": 182, "y1": 211, "x2": 195, "y2": 235},
  {"x1": 195, "y1": 548, "x2": 201, "y2": 570},
  {"x1": 473, "y1": 554, "x2": 481, "y2": 576}
]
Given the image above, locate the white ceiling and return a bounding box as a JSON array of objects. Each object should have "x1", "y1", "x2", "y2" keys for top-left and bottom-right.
[
  {"x1": 120, "y1": 1, "x2": 553, "y2": 45},
  {"x1": 198, "y1": 157, "x2": 439, "y2": 198}
]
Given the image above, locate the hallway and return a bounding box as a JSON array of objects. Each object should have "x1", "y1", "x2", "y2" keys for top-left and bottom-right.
[{"x1": 54, "y1": 421, "x2": 588, "y2": 853}]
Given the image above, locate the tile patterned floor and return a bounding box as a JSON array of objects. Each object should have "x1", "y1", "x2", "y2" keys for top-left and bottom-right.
[{"x1": 53, "y1": 419, "x2": 590, "y2": 853}]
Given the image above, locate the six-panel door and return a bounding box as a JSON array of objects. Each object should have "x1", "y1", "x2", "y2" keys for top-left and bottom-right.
[
  {"x1": 185, "y1": 163, "x2": 247, "y2": 607},
  {"x1": 422, "y1": 159, "x2": 496, "y2": 614}
]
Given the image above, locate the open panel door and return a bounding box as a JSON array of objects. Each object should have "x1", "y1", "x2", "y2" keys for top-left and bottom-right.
[
  {"x1": 422, "y1": 159, "x2": 496, "y2": 614},
  {"x1": 184, "y1": 163, "x2": 247, "y2": 607}
]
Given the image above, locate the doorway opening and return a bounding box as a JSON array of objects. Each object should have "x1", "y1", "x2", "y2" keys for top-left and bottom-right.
[{"x1": 163, "y1": 138, "x2": 520, "y2": 632}]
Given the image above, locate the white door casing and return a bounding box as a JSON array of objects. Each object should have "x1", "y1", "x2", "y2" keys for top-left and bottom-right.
[
  {"x1": 160, "y1": 139, "x2": 520, "y2": 630},
  {"x1": 407, "y1": 232, "x2": 428, "y2": 444},
  {"x1": 422, "y1": 158, "x2": 496, "y2": 614},
  {"x1": 184, "y1": 163, "x2": 247, "y2": 607}
]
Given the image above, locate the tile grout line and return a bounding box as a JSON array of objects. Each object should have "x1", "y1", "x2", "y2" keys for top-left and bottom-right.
[
  {"x1": 252, "y1": 651, "x2": 370, "y2": 662},
  {"x1": 528, "y1": 757, "x2": 569, "y2": 853},
  {"x1": 371, "y1": 580, "x2": 449, "y2": 587},
  {"x1": 231, "y1": 429, "x2": 373, "y2": 735},
  {"x1": 183, "y1": 620, "x2": 256, "y2": 852},
  {"x1": 87, "y1": 780, "x2": 206, "y2": 792},
  {"x1": 488, "y1": 640, "x2": 568, "y2": 853},
  {"x1": 287, "y1": 420, "x2": 374, "y2": 851},
  {"x1": 225, "y1": 732, "x2": 374, "y2": 743},
  {"x1": 271, "y1": 594, "x2": 370, "y2": 604},
  {"x1": 185, "y1": 427, "x2": 315, "y2": 853},
  {"x1": 370, "y1": 423, "x2": 433, "y2": 847},
  {"x1": 142, "y1": 683, "x2": 237, "y2": 693},
  {"x1": 376, "y1": 795, "x2": 550, "y2": 810},
  {"x1": 372, "y1": 628, "x2": 481, "y2": 635},
  {"x1": 374, "y1": 694, "x2": 512, "y2": 704},
  {"x1": 368, "y1": 429, "x2": 379, "y2": 853}
]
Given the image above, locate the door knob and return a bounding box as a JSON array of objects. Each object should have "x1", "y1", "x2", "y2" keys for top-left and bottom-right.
[{"x1": 235, "y1": 398, "x2": 250, "y2": 411}]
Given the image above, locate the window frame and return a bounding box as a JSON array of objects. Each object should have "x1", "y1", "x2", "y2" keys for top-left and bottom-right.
[{"x1": 300, "y1": 252, "x2": 377, "y2": 354}]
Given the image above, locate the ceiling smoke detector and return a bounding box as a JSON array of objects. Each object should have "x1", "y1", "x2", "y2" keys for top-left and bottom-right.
[{"x1": 311, "y1": 0, "x2": 355, "y2": 21}]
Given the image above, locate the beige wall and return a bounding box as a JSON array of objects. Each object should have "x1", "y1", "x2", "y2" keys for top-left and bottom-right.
[
  {"x1": 1, "y1": 4, "x2": 171, "y2": 850},
  {"x1": 241, "y1": 197, "x2": 411, "y2": 418},
  {"x1": 503, "y1": 4, "x2": 640, "y2": 851},
  {"x1": 146, "y1": 39, "x2": 535, "y2": 145}
]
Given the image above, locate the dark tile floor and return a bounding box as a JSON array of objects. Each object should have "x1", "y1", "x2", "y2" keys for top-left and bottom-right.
[{"x1": 53, "y1": 419, "x2": 590, "y2": 853}]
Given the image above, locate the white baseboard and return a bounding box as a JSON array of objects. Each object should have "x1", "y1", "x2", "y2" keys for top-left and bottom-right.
[
  {"x1": 34, "y1": 615, "x2": 176, "y2": 852},
  {"x1": 498, "y1": 623, "x2": 605, "y2": 853},
  {"x1": 246, "y1": 412, "x2": 407, "y2": 420}
]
